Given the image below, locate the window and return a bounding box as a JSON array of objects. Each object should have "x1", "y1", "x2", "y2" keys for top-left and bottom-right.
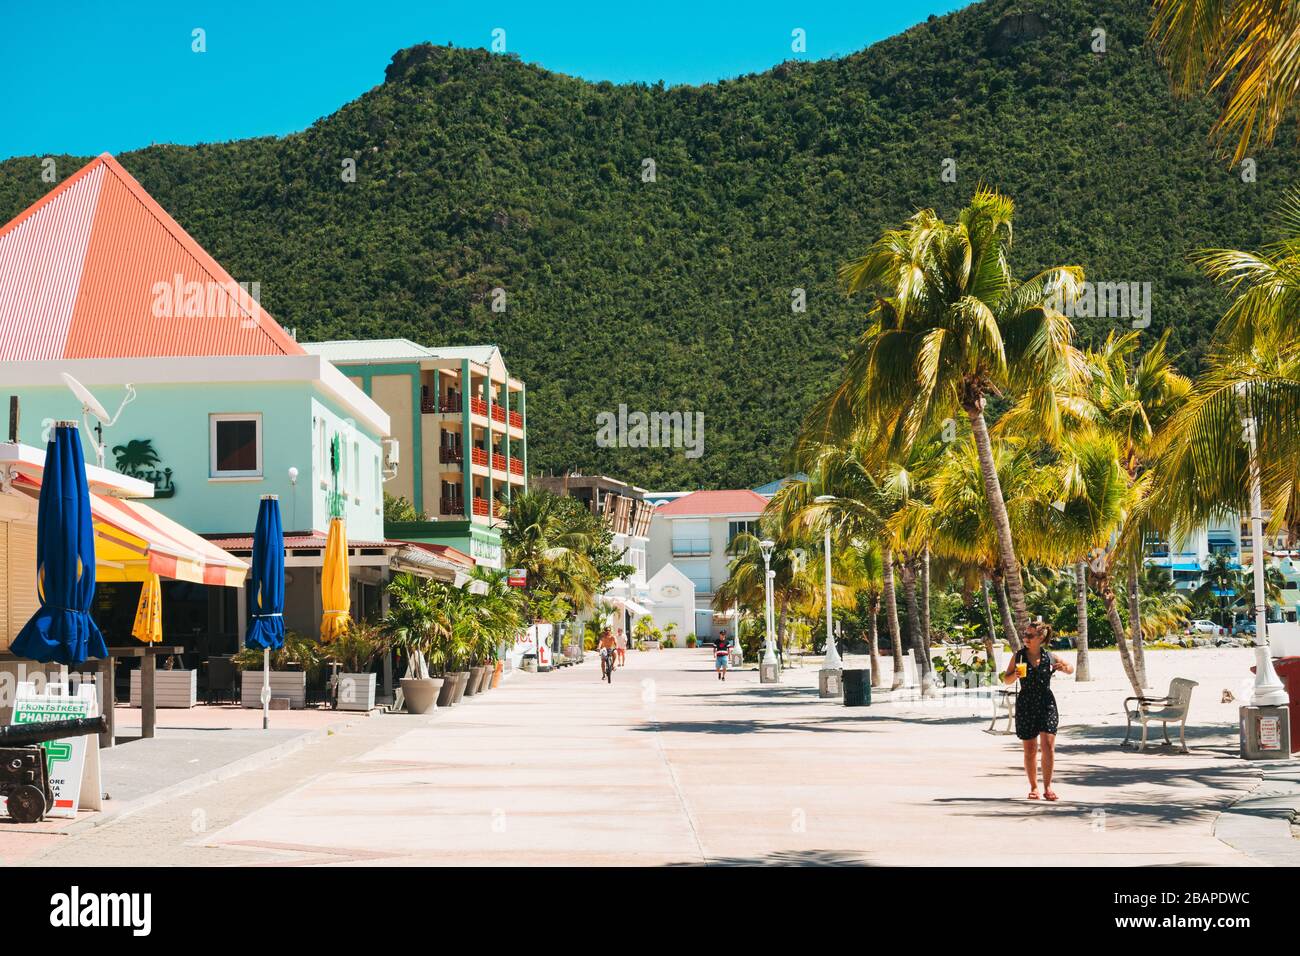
[
  {"x1": 210, "y1": 414, "x2": 262, "y2": 478},
  {"x1": 728, "y1": 520, "x2": 757, "y2": 545},
  {"x1": 317, "y1": 419, "x2": 327, "y2": 484},
  {"x1": 671, "y1": 519, "x2": 710, "y2": 557}
]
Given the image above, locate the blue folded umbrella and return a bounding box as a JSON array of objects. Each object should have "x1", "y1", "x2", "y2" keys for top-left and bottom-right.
[
  {"x1": 12, "y1": 422, "x2": 108, "y2": 666},
  {"x1": 245, "y1": 496, "x2": 285, "y2": 650}
]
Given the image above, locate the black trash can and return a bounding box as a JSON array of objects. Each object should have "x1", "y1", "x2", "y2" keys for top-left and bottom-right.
[{"x1": 843, "y1": 668, "x2": 870, "y2": 707}]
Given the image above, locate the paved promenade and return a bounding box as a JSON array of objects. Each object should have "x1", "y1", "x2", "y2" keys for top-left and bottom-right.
[{"x1": 11, "y1": 645, "x2": 1289, "y2": 866}]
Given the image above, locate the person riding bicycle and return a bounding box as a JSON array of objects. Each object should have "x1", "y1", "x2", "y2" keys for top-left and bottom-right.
[
  {"x1": 714, "y1": 631, "x2": 731, "y2": 681},
  {"x1": 598, "y1": 628, "x2": 617, "y2": 682}
]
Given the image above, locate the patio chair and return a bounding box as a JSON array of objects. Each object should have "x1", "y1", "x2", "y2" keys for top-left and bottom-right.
[
  {"x1": 206, "y1": 656, "x2": 239, "y2": 705},
  {"x1": 1123, "y1": 678, "x2": 1198, "y2": 752},
  {"x1": 987, "y1": 688, "x2": 1016, "y2": 735}
]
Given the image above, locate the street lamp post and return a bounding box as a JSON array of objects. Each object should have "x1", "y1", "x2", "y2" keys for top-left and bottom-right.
[
  {"x1": 1239, "y1": 406, "x2": 1291, "y2": 757},
  {"x1": 760, "y1": 538, "x2": 779, "y2": 683},
  {"x1": 814, "y1": 495, "x2": 844, "y2": 698}
]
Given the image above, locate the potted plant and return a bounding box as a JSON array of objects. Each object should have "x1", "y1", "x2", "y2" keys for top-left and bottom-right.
[
  {"x1": 385, "y1": 573, "x2": 443, "y2": 714},
  {"x1": 328, "y1": 620, "x2": 388, "y2": 711},
  {"x1": 235, "y1": 632, "x2": 317, "y2": 709},
  {"x1": 635, "y1": 615, "x2": 660, "y2": 650},
  {"x1": 685, "y1": 632, "x2": 697, "y2": 648}
]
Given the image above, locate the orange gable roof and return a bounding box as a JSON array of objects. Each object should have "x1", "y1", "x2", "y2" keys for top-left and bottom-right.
[
  {"x1": 654, "y1": 489, "x2": 769, "y2": 517},
  {"x1": 0, "y1": 153, "x2": 303, "y2": 361}
]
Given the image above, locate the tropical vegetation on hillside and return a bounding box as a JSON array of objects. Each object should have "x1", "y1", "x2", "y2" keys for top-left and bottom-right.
[{"x1": 1, "y1": 0, "x2": 1295, "y2": 487}]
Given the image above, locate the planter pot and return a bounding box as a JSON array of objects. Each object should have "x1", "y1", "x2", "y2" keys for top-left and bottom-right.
[
  {"x1": 476, "y1": 664, "x2": 492, "y2": 693},
  {"x1": 562, "y1": 643, "x2": 582, "y2": 660},
  {"x1": 490, "y1": 662, "x2": 503, "y2": 688},
  {"x1": 401, "y1": 677, "x2": 441, "y2": 715},
  {"x1": 436, "y1": 676, "x2": 458, "y2": 708},
  {"x1": 521, "y1": 655, "x2": 538, "y2": 673},
  {"x1": 129, "y1": 669, "x2": 197, "y2": 709},
  {"x1": 450, "y1": 670, "x2": 470, "y2": 704},
  {"x1": 240, "y1": 671, "x2": 307, "y2": 709},
  {"x1": 463, "y1": 665, "x2": 484, "y2": 698},
  {"x1": 337, "y1": 672, "x2": 377, "y2": 711}
]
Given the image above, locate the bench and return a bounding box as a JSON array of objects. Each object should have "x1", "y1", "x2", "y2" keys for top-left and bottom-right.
[{"x1": 1124, "y1": 678, "x2": 1198, "y2": 752}]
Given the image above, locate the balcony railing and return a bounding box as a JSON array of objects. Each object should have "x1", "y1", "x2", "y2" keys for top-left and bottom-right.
[
  {"x1": 423, "y1": 396, "x2": 463, "y2": 414},
  {"x1": 470, "y1": 446, "x2": 489, "y2": 467},
  {"x1": 509, "y1": 458, "x2": 524, "y2": 476},
  {"x1": 440, "y1": 497, "x2": 465, "y2": 517},
  {"x1": 509, "y1": 409, "x2": 523, "y2": 429},
  {"x1": 492, "y1": 452, "x2": 508, "y2": 472},
  {"x1": 491, "y1": 405, "x2": 507, "y2": 424},
  {"x1": 439, "y1": 447, "x2": 463, "y2": 465},
  {"x1": 469, "y1": 396, "x2": 488, "y2": 418},
  {"x1": 672, "y1": 538, "x2": 711, "y2": 557},
  {"x1": 472, "y1": 497, "x2": 489, "y2": 517}
]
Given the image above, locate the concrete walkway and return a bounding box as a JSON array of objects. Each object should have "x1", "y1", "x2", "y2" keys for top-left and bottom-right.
[{"x1": 13, "y1": 647, "x2": 1294, "y2": 866}]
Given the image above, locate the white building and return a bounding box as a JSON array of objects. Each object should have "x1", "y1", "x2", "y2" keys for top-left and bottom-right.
[{"x1": 646, "y1": 489, "x2": 768, "y2": 640}]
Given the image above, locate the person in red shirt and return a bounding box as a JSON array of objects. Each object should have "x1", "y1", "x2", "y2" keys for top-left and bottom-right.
[{"x1": 714, "y1": 630, "x2": 731, "y2": 681}]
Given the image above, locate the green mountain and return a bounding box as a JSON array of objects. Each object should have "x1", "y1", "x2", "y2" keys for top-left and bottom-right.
[{"x1": 0, "y1": 0, "x2": 1288, "y2": 490}]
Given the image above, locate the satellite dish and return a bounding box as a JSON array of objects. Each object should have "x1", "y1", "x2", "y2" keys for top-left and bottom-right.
[
  {"x1": 58, "y1": 373, "x2": 136, "y2": 467},
  {"x1": 61, "y1": 373, "x2": 110, "y2": 422}
]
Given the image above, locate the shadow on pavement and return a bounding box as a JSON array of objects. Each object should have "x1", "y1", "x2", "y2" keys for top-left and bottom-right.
[{"x1": 667, "y1": 849, "x2": 874, "y2": 866}]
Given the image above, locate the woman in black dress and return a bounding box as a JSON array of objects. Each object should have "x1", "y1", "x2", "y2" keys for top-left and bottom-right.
[{"x1": 1001, "y1": 623, "x2": 1073, "y2": 800}]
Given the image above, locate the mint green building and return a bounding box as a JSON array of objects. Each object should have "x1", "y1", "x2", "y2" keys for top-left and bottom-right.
[{"x1": 303, "y1": 340, "x2": 528, "y2": 568}]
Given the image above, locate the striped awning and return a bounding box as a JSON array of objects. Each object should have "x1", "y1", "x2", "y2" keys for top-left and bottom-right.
[{"x1": 13, "y1": 474, "x2": 247, "y2": 587}]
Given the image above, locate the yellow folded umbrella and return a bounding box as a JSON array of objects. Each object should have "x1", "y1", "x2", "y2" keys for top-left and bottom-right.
[
  {"x1": 320, "y1": 517, "x2": 350, "y2": 642},
  {"x1": 132, "y1": 572, "x2": 163, "y2": 644}
]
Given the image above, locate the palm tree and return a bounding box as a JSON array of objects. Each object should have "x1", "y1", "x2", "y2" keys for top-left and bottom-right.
[
  {"x1": 1150, "y1": 0, "x2": 1300, "y2": 164},
  {"x1": 714, "y1": 525, "x2": 814, "y2": 657},
  {"x1": 499, "y1": 491, "x2": 601, "y2": 624},
  {"x1": 827, "y1": 187, "x2": 1084, "y2": 637},
  {"x1": 1083, "y1": 330, "x2": 1191, "y2": 687}
]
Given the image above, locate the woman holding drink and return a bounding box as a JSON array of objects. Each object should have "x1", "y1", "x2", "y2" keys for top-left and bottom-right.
[{"x1": 1002, "y1": 621, "x2": 1073, "y2": 800}]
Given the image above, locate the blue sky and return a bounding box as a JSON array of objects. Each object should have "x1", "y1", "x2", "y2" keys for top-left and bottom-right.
[{"x1": 0, "y1": 1, "x2": 969, "y2": 160}]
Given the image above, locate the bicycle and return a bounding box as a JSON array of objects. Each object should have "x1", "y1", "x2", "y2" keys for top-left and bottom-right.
[{"x1": 600, "y1": 647, "x2": 615, "y2": 683}]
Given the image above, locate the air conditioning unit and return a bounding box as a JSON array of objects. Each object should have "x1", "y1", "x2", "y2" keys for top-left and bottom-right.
[{"x1": 382, "y1": 438, "x2": 400, "y2": 481}]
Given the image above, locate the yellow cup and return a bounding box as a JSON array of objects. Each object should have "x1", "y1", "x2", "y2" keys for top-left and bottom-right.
[{"x1": 1016, "y1": 662, "x2": 1028, "y2": 679}]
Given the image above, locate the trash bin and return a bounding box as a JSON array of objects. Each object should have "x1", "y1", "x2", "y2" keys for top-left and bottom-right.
[
  {"x1": 1270, "y1": 656, "x2": 1300, "y2": 752},
  {"x1": 843, "y1": 668, "x2": 870, "y2": 707}
]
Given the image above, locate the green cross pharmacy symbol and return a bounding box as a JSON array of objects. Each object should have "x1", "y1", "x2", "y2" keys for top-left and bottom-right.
[{"x1": 44, "y1": 741, "x2": 72, "y2": 776}]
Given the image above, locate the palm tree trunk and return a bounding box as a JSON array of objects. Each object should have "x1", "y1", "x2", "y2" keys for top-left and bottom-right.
[
  {"x1": 1074, "y1": 559, "x2": 1092, "y2": 682},
  {"x1": 921, "y1": 546, "x2": 932, "y2": 657},
  {"x1": 1101, "y1": 578, "x2": 1143, "y2": 698},
  {"x1": 777, "y1": 597, "x2": 789, "y2": 657},
  {"x1": 980, "y1": 577, "x2": 999, "y2": 666},
  {"x1": 1127, "y1": 560, "x2": 1149, "y2": 689},
  {"x1": 966, "y1": 406, "x2": 1031, "y2": 634},
  {"x1": 868, "y1": 594, "x2": 883, "y2": 687},
  {"x1": 994, "y1": 572, "x2": 1022, "y2": 651},
  {"x1": 901, "y1": 559, "x2": 933, "y2": 692},
  {"x1": 881, "y1": 543, "x2": 904, "y2": 690}
]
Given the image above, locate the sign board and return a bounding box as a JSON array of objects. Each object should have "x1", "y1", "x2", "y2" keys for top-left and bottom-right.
[
  {"x1": 1259, "y1": 715, "x2": 1282, "y2": 751},
  {"x1": 5, "y1": 681, "x2": 101, "y2": 818},
  {"x1": 507, "y1": 568, "x2": 526, "y2": 588}
]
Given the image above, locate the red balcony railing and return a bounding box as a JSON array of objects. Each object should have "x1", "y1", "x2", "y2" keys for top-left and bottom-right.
[
  {"x1": 440, "y1": 497, "x2": 465, "y2": 517},
  {"x1": 491, "y1": 404, "x2": 506, "y2": 424},
  {"x1": 423, "y1": 396, "x2": 463, "y2": 414},
  {"x1": 508, "y1": 410, "x2": 523, "y2": 429},
  {"x1": 439, "y1": 447, "x2": 462, "y2": 465},
  {"x1": 472, "y1": 497, "x2": 489, "y2": 517},
  {"x1": 492, "y1": 452, "x2": 508, "y2": 472},
  {"x1": 469, "y1": 396, "x2": 488, "y2": 418},
  {"x1": 509, "y1": 458, "x2": 524, "y2": 476},
  {"x1": 470, "y1": 446, "x2": 489, "y2": 467}
]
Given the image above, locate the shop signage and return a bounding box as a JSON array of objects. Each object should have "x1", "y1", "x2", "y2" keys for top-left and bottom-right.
[
  {"x1": 112, "y1": 438, "x2": 176, "y2": 498},
  {"x1": 508, "y1": 568, "x2": 526, "y2": 587},
  {"x1": 1259, "y1": 715, "x2": 1281, "y2": 751},
  {"x1": 7, "y1": 682, "x2": 100, "y2": 818}
]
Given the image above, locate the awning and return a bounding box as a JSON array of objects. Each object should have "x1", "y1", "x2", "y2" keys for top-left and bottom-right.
[
  {"x1": 13, "y1": 475, "x2": 248, "y2": 587},
  {"x1": 611, "y1": 597, "x2": 649, "y2": 617},
  {"x1": 390, "y1": 544, "x2": 463, "y2": 582}
]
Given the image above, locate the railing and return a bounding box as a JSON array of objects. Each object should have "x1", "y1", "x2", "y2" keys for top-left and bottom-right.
[
  {"x1": 491, "y1": 405, "x2": 506, "y2": 424},
  {"x1": 440, "y1": 497, "x2": 465, "y2": 517},
  {"x1": 423, "y1": 396, "x2": 462, "y2": 414},
  {"x1": 671, "y1": 538, "x2": 711, "y2": 557},
  {"x1": 492, "y1": 452, "x2": 508, "y2": 472},
  {"x1": 472, "y1": 497, "x2": 489, "y2": 517},
  {"x1": 509, "y1": 410, "x2": 523, "y2": 429},
  {"x1": 470, "y1": 447, "x2": 489, "y2": 467},
  {"x1": 439, "y1": 447, "x2": 462, "y2": 465},
  {"x1": 509, "y1": 458, "x2": 524, "y2": 476},
  {"x1": 469, "y1": 397, "x2": 488, "y2": 418}
]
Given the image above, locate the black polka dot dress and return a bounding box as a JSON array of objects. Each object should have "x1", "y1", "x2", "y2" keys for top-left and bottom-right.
[{"x1": 1014, "y1": 647, "x2": 1059, "y2": 740}]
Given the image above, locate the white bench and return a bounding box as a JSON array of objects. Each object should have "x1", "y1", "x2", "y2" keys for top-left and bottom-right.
[{"x1": 1124, "y1": 678, "x2": 1198, "y2": 752}]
